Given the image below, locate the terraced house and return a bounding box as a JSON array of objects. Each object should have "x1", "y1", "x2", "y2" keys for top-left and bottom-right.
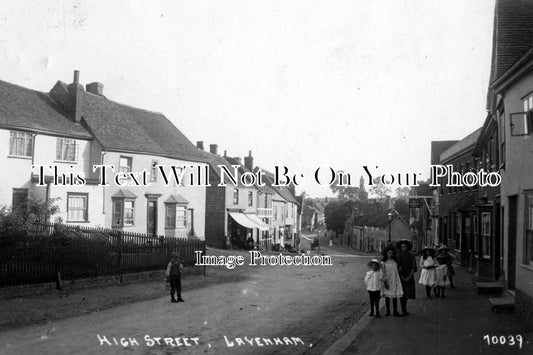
[{"x1": 0, "y1": 71, "x2": 208, "y2": 239}]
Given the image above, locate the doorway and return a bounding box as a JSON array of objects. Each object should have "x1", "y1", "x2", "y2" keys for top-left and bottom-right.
[
  {"x1": 508, "y1": 196, "x2": 517, "y2": 290},
  {"x1": 147, "y1": 200, "x2": 157, "y2": 236}
]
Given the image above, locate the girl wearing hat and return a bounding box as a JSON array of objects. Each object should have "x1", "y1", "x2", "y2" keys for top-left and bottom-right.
[
  {"x1": 381, "y1": 245, "x2": 404, "y2": 316},
  {"x1": 396, "y1": 239, "x2": 417, "y2": 316},
  {"x1": 438, "y1": 246, "x2": 455, "y2": 288},
  {"x1": 419, "y1": 246, "x2": 438, "y2": 298},
  {"x1": 435, "y1": 255, "x2": 451, "y2": 297},
  {"x1": 364, "y1": 259, "x2": 384, "y2": 318}
]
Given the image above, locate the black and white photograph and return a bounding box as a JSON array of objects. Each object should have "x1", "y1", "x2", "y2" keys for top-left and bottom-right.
[{"x1": 0, "y1": 0, "x2": 532, "y2": 354}]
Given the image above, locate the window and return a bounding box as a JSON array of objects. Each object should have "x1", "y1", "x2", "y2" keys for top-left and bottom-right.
[
  {"x1": 473, "y1": 214, "x2": 479, "y2": 254},
  {"x1": 165, "y1": 204, "x2": 176, "y2": 229},
  {"x1": 119, "y1": 156, "x2": 132, "y2": 173},
  {"x1": 273, "y1": 206, "x2": 277, "y2": 221},
  {"x1": 233, "y1": 188, "x2": 239, "y2": 205},
  {"x1": 9, "y1": 131, "x2": 33, "y2": 157},
  {"x1": 67, "y1": 193, "x2": 88, "y2": 222},
  {"x1": 112, "y1": 199, "x2": 135, "y2": 226},
  {"x1": 481, "y1": 212, "x2": 491, "y2": 258},
  {"x1": 248, "y1": 191, "x2": 253, "y2": 206},
  {"x1": 12, "y1": 188, "x2": 28, "y2": 210},
  {"x1": 56, "y1": 138, "x2": 78, "y2": 162},
  {"x1": 176, "y1": 206, "x2": 186, "y2": 228},
  {"x1": 525, "y1": 195, "x2": 533, "y2": 265},
  {"x1": 124, "y1": 201, "x2": 134, "y2": 226},
  {"x1": 150, "y1": 160, "x2": 158, "y2": 182}
]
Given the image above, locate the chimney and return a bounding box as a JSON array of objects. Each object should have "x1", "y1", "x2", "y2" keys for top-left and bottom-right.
[
  {"x1": 244, "y1": 150, "x2": 254, "y2": 171},
  {"x1": 209, "y1": 144, "x2": 218, "y2": 154},
  {"x1": 197, "y1": 141, "x2": 204, "y2": 150},
  {"x1": 224, "y1": 150, "x2": 227, "y2": 157},
  {"x1": 86, "y1": 82, "x2": 104, "y2": 96},
  {"x1": 67, "y1": 70, "x2": 84, "y2": 123}
]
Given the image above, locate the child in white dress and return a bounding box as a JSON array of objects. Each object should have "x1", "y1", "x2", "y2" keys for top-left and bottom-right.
[
  {"x1": 381, "y1": 245, "x2": 404, "y2": 317},
  {"x1": 419, "y1": 246, "x2": 438, "y2": 298},
  {"x1": 364, "y1": 258, "x2": 383, "y2": 318},
  {"x1": 435, "y1": 256, "x2": 451, "y2": 297}
]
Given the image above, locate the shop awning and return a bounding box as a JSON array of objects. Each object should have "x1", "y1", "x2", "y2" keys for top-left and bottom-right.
[
  {"x1": 229, "y1": 212, "x2": 269, "y2": 231},
  {"x1": 244, "y1": 214, "x2": 270, "y2": 231}
]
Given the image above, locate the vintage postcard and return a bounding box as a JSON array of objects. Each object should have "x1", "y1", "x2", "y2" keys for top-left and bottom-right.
[{"x1": 0, "y1": 0, "x2": 532, "y2": 354}]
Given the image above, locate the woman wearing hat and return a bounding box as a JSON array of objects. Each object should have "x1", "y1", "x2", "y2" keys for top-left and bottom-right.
[
  {"x1": 364, "y1": 259, "x2": 384, "y2": 318},
  {"x1": 418, "y1": 245, "x2": 438, "y2": 298},
  {"x1": 396, "y1": 239, "x2": 417, "y2": 315},
  {"x1": 381, "y1": 245, "x2": 404, "y2": 316}
]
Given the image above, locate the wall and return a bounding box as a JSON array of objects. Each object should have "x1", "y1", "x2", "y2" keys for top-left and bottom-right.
[
  {"x1": 101, "y1": 151, "x2": 207, "y2": 239},
  {"x1": 500, "y1": 69, "x2": 533, "y2": 300}
]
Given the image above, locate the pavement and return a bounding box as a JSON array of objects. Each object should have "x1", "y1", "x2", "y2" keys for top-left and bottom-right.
[{"x1": 325, "y1": 263, "x2": 533, "y2": 355}]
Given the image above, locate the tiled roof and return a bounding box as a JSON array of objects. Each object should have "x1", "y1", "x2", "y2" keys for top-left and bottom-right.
[
  {"x1": 430, "y1": 141, "x2": 458, "y2": 165},
  {"x1": 196, "y1": 149, "x2": 248, "y2": 187},
  {"x1": 439, "y1": 128, "x2": 482, "y2": 163},
  {"x1": 111, "y1": 189, "x2": 138, "y2": 198},
  {"x1": 0, "y1": 79, "x2": 91, "y2": 138},
  {"x1": 257, "y1": 167, "x2": 299, "y2": 204},
  {"x1": 490, "y1": 0, "x2": 533, "y2": 83},
  {"x1": 165, "y1": 194, "x2": 189, "y2": 204},
  {"x1": 79, "y1": 91, "x2": 206, "y2": 162}
]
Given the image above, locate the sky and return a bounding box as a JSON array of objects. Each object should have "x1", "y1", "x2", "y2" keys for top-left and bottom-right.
[{"x1": 0, "y1": 0, "x2": 496, "y2": 198}]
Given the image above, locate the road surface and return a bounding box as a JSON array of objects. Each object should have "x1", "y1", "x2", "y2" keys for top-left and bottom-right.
[{"x1": 0, "y1": 246, "x2": 372, "y2": 355}]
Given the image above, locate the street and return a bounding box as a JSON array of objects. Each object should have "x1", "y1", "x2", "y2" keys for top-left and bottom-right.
[{"x1": 0, "y1": 241, "x2": 373, "y2": 355}]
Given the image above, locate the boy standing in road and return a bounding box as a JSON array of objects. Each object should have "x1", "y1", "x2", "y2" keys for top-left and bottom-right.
[{"x1": 166, "y1": 252, "x2": 185, "y2": 303}]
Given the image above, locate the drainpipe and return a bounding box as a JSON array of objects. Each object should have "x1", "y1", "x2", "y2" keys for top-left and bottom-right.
[{"x1": 101, "y1": 151, "x2": 106, "y2": 214}]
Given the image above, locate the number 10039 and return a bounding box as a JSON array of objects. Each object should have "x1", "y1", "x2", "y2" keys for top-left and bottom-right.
[{"x1": 483, "y1": 335, "x2": 523, "y2": 349}]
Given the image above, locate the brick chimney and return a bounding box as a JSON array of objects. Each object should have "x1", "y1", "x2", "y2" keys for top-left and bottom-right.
[
  {"x1": 197, "y1": 141, "x2": 204, "y2": 150},
  {"x1": 86, "y1": 82, "x2": 104, "y2": 96},
  {"x1": 209, "y1": 144, "x2": 218, "y2": 154},
  {"x1": 244, "y1": 150, "x2": 254, "y2": 171},
  {"x1": 67, "y1": 70, "x2": 84, "y2": 123}
]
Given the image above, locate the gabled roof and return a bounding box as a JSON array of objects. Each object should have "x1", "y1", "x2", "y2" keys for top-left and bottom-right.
[
  {"x1": 165, "y1": 194, "x2": 189, "y2": 204},
  {"x1": 430, "y1": 141, "x2": 458, "y2": 165},
  {"x1": 439, "y1": 128, "x2": 482, "y2": 163},
  {"x1": 354, "y1": 212, "x2": 409, "y2": 229},
  {"x1": 50, "y1": 81, "x2": 206, "y2": 162},
  {"x1": 81, "y1": 91, "x2": 205, "y2": 162},
  {"x1": 0, "y1": 79, "x2": 91, "y2": 139},
  {"x1": 196, "y1": 149, "x2": 249, "y2": 188},
  {"x1": 255, "y1": 167, "x2": 299, "y2": 204},
  {"x1": 489, "y1": 0, "x2": 533, "y2": 85}
]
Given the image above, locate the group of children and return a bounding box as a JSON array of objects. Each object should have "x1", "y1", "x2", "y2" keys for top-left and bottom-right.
[{"x1": 364, "y1": 240, "x2": 455, "y2": 318}]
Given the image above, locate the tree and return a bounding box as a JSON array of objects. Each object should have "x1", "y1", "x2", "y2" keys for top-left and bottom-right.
[
  {"x1": 330, "y1": 174, "x2": 369, "y2": 201},
  {"x1": 369, "y1": 177, "x2": 391, "y2": 200},
  {"x1": 324, "y1": 199, "x2": 355, "y2": 235},
  {"x1": 394, "y1": 198, "x2": 409, "y2": 218},
  {"x1": 395, "y1": 187, "x2": 411, "y2": 199}
]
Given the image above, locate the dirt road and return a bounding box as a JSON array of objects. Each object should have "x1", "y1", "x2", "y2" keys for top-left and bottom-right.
[{"x1": 0, "y1": 246, "x2": 374, "y2": 355}]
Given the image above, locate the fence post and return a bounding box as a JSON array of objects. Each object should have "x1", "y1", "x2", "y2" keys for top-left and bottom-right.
[{"x1": 117, "y1": 231, "x2": 123, "y2": 283}]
